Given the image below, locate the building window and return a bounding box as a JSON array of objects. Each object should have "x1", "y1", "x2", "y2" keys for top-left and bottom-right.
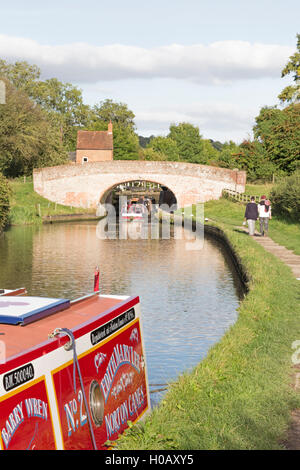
[{"x1": 82, "y1": 157, "x2": 89, "y2": 163}]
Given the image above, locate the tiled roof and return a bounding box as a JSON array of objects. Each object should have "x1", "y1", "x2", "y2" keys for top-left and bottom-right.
[{"x1": 77, "y1": 130, "x2": 113, "y2": 150}]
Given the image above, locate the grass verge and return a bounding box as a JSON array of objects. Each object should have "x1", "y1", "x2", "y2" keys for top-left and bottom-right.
[
  {"x1": 115, "y1": 207, "x2": 300, "y2": 450},
  {"x1": 204, "y1": 198, "x2": 300, "y2": 255},
  {"x1": 8, "y1": 177, "x2": 96, "y2": 226},
  {"x1": 245, "y1": 183, "x2": 274, "y2": 198}
]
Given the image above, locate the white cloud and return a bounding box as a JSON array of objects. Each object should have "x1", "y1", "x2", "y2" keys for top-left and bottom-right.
[
  {"x1": 0, "y1": 34, "x2": 293, "y2": 85},
  {"x1": 135, "y1": 102, "x2": 257, "y2": 142}
]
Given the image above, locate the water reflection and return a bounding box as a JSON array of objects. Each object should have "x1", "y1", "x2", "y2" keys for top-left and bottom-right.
[{"x1": 0, "y1": 221, "x2": 241, "y2": 406}]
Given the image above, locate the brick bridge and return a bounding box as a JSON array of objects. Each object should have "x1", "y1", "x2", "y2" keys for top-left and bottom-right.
[{"x1": 33, "y1": 161, "x2": 246, "y2": 211}]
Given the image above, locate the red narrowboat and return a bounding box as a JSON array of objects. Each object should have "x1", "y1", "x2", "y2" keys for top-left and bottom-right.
[{"x1": 0, "y1": 287, "x2": 150, "y2": 450}]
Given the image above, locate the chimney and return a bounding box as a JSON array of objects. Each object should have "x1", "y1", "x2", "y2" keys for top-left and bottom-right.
[{"x1": 108, "y1": 120, "x2": 113, "y2": 135}]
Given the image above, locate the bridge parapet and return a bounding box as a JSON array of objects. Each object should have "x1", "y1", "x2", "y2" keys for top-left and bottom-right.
[{"x1": 33, "y1": 161, "x2": 246, "y2": 209}]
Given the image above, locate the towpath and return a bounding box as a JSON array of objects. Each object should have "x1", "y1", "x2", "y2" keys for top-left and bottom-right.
[
  {"x1": 253, "y1": 234, "x2": 300, "y2": 279},
  {"x1": 238, "y1": 227, "x2": 300, "y2": 279},
  {"x1": 238, "y1": 225, "x2": 300, "y2": 450}
]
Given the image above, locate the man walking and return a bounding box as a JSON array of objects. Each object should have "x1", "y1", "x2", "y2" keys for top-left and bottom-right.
[{"x1": 244, "y1": 196, "x2": 259, "y2": 236}]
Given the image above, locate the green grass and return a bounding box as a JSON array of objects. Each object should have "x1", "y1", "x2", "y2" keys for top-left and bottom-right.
[
  {"x1": 115, "y1": 199, "x2": 300, "y2": 450},
  {"x1": 268, "y1": 218, "x2": 300, "y2": 255},
  {"x1": 245, "y1": 183, "x2": 274, "y2": 198},
  {"x1": 8, "y1": 177, "x2": 96, "y2": 225},
  {"x1": 203, "y1": 198, "x2": 300, "y2": 255},
  {"x1": 204, "y1": 198, "x2": 245, "y2": 226}
]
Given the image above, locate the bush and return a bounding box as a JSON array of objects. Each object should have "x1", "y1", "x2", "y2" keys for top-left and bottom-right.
[
  {"x1": 270, "y1": 170, "x2": 300, "y2": 222},
  {"x1": 0, "y1": 173, "x2": 10, "y2": 232}
]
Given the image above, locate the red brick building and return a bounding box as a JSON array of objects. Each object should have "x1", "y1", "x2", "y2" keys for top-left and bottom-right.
[{"x1": 76, "y1": 121, "x2": 113, "y2": 164}]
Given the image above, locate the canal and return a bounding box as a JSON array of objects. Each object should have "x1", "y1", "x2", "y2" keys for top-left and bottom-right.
[{"x1": 0, "y1": 221, "x2": 243, "y2": 406}]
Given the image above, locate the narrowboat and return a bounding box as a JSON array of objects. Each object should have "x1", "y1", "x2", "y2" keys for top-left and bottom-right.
[
  {"x1": 120, "y1": 198, "x2": 150, "y2": 221},
  {"x1": 0, "y1": 281, "x2": 150, "y2": 450}
]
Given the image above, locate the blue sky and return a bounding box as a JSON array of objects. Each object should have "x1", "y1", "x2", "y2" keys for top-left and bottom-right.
[{"x1": 0, "y1": 0, "x2": 299, "y2": 142}]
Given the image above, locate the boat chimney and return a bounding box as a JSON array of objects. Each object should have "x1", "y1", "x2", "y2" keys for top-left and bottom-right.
[{"x1": 94, "y1": 267, "x2": 100, "y2": 292}]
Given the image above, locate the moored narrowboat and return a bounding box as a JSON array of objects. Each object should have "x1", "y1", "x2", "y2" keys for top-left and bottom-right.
[{"x1": 0, "y1": 286, "x2": 150, "y2": 450}]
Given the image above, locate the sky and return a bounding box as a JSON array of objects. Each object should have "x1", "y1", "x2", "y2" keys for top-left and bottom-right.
[{"x1": 0, "y1": 0, "x2": 299, "y2": 143}]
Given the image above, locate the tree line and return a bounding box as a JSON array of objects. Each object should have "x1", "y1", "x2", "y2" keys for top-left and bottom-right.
[
  {"x1": 0, "y1": 34, "x2": 299, "y2": 228},
  {"x1": 0, "y1": 34, "x2": 299, "y2": 182}
]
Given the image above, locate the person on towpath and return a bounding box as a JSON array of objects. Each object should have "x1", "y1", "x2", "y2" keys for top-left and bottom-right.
[
  {"x1": 244, "y1": 196, "x2": 259, "y2": 236},
  {"x1": 258, "y1": 195, "x2": 272, "y2": 237}
]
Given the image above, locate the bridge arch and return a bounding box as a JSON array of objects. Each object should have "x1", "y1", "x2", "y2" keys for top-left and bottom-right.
[
  {"x1": 33, "y1": 161, "x2": 246, "y2": 210},
  {"x1": 99, "y1": 178, "x2": 177, "y2": 208}
]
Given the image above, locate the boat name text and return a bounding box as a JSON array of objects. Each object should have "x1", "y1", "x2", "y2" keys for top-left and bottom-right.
[
  {"x1": 105, "y1": 385, "x2": 144, "y2": 439},
  {"x1": 90, "y1": 308, "x2": 135, "y2": 346},
  {"x1": 101, "y1": 343, "x2": 141, "y2": 402},
  {"x1": 1, "y1": 398, "x2": 48, "y2": 449}
]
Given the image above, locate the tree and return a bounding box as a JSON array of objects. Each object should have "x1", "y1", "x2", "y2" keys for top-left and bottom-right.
[
  {"x1": 140, "y1": 147, "x2": 167, "y2": 161},
  {"x1": 215, "y1": 141, "x2": 241, "y2": 169},
  {"x1": 237, "y1": 140, "x2": 277, "y2": 181},
  {"x1": 92, "y1": 99, "x2": 136, "y2": 130},
  {"x1": 270, "y1": 170, "x2": 300, "y2": 221},
  {"x1": 278, "y1": 34, "x2": 300, "y2": 104},
  {"x1": 147, "y1": 136, "x2": 179, "y2": 161},
  {"x1": 0, "y1": 79, "x2": 68, "y2": 177},
  {"x1": 0, "y1": 60, "x2": 41, "y2": 95},
  {"x1": 112, "y1": 126, "x2": 140, "y2": 160},
  {"x1": 31, "y1": 78, "x2": 92, "y2": 150},
  {"x1": 167, "y1": 122, "x2": 205, "y2": 163},
  {"x1": 90, "y1": 99, "x2": 139, "y2": 160},
  {"x1": 253, "y1": 104, "x2": 300, "y2": 173},
  {"x1": 144, "y1": 124, "x2": 220, "y2": 164},
  {"x1": 249, "y1": 36, "x2": 300, "y2": 178},
  {"x1": 201, "y1": 139, "x2": 220, "y2": 165},
  {"x1": 0, "y1": 60, "x2": 92, "y2": 150}
]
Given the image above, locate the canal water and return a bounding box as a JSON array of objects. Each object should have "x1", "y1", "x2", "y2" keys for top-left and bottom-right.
[{"x1": 0, "y1": 221, "x2": 243, "y2": 406}]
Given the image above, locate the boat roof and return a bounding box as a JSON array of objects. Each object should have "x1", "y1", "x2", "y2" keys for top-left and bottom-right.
[
  {"x1": 0, "y1": 296, "x2": 70, "y2": 325},
  {"x1": 0, "y1": 293, "x2": 134, "y2": 362}
]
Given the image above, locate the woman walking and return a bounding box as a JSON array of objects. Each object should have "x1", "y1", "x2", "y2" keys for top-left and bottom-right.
[{"x1": 258, "y1": 195, "x2": 272, "y2": 236}]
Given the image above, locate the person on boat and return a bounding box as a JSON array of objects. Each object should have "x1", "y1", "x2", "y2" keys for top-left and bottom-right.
[
  {"x1": 258, "y1": 195, "x2": 272, "y2": 237},
  {"x1": 244, "y1": 196, "x2": 258, "y2": 236}
]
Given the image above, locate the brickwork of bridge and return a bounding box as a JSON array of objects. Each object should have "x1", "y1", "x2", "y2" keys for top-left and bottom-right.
[{"x1": 33, "y1": 161, "x2": 246, "y2": 210}]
